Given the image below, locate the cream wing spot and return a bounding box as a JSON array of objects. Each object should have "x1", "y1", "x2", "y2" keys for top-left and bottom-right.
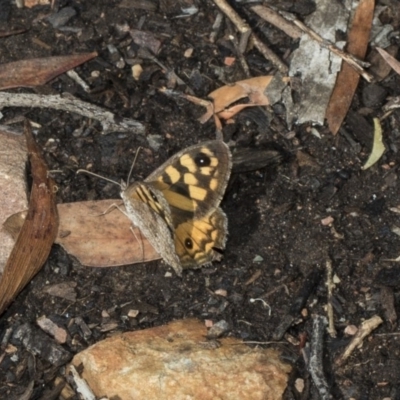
[
  {"x1": 209, "y1": 178, "x2": 218, "y2": 191},
  {"x1": 189, "y1": 185, "x2": 207, "y2": 201},
  {"x1": 164, "y1": 165, "x2": 181, "y2": 184},
  {"x1": 180, "y1": 154, "x2": 197, "y2": 173},
  {"x1": 184, "y1": 173, "x2": 198, "y2": 185},
  {"x1": 199, "y1": 167, "x2": 212, "y2": 176}
]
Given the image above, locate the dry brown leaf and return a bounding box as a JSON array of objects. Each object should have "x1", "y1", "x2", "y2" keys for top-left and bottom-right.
[
  {"x1": 376, "y1": 47, "x2": 400, "y2": 76},
  {"x1": 0, "y1": 52, "x2": 97, "y2": 90},
  {"x1": 0, "y1": 122, "x2": 58, "y2": 315},
  {"x1": 368, "y1": 45, "x2": 399, "y2": 81},
  {"x1": 326, "y1": 0, "x2": 375, "y2": 135},
  {"x1": 56, "y1": 200, "x2": 160, "y2": 267},
  {"x1": 207, "y1": 76, "x2": 273, "y2": 118},
  {"x1": 0, "y1": 128, "x2": 28, "y2": 274},
  {"x1": 5, "y1": 200, "x2": 161, "y2": 268}
]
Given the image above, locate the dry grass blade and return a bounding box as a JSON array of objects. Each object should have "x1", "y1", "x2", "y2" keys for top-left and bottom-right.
[{"x1": 0, "y1": 122, "x2": 58, "y2": 315}]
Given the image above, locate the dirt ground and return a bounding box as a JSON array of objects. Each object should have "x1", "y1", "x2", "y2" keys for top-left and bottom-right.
[{"x1": 1, "y1": 0, "x2": 400, "y2": 399}]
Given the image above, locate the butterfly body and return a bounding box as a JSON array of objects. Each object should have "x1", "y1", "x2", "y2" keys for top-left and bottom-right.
[{"x1": 121, "y1": 140, "x2": 232, "y2": 276}]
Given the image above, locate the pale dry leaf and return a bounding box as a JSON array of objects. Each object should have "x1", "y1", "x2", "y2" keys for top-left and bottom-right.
[
  {"x1": 0, "y1": 128, "x2": 28, "y2": 275},
  {"x1": 56, "y1": 200, "x2": 160, "y2": 267},
  {"x1": 5, "y1": 200, "x2": 161, "y2": 267},
  {"x1": 376, "y1": 47, "x2": 400, "y2": 76}
]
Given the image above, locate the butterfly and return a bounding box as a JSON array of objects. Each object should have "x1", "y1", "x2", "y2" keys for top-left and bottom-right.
[{"x1": 120, "y1": 140, "x2": 232, "y2": 276}]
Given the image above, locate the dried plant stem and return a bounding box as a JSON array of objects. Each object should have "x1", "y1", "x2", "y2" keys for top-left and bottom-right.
[
  {"x1": 0, "y1": 92, "x2": 145, "y2": 134},
  {"x1": 326, "y1": 259, "x2": 337, "y2": 337},
  {"x1": 212, "y1": 0, "x2": 288, "y2": 74},
  {"x1": 308, "y1": 315, "x2": 331, "y2": 400},
  {"x1": 285, "y1": 13, "x2": 373, "y2": 82},
  {"x1": 335, "y1": 315, "x2": 383, "y2": 366}
]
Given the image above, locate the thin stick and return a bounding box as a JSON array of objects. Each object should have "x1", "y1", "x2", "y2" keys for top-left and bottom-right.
[
  {"x1": 335, "y1": 315, "x2": 383, "y2": 366},
  {"x1": 326, "y1": 259, "x2": 337, "y2": 338},
  {"x1": 308, "y1": 315, "x2": 331, "y2": 400},
  {"x1": 0, "y1": 92, "x2": 145, "y2": 134},
  {"x1": 212, "y1": 0, "x2": 288, "y2": 74},
  {"x1": 251, "y1": 5, "x2": 302, "y2": 39},
  {"x1": 282, "y1": 12, "x2": 373, "y2": 82}
]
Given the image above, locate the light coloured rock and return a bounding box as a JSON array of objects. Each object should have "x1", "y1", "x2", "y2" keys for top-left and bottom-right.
[{"x1": 70, "y1": 319, "x2": 291, "y2": 400}]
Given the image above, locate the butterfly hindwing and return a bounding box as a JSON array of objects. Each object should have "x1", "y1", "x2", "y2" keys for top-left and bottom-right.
[{"x1": 174, "y1": 208, "x2": 228, "y2": 268}]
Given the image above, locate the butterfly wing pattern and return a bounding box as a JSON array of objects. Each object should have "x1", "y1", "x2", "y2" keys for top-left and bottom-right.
[{"x1": 121, "y1": 140, "x2": 232, "y2": 275}]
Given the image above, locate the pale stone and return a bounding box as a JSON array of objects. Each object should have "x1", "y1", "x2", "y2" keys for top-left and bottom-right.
[{"x1": 70, "y1": 319, "x2": 291, "y2": 400}]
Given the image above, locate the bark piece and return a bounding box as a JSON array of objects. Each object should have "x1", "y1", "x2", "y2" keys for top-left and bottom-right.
[
  {"x1": 12, "y1": 323, "x2": 71, "y2": 367},
  {"x1": 70, "y1": 319, "x2": 291, "y2": 400}
]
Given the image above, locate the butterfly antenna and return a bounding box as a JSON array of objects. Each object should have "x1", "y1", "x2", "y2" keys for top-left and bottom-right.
[
  {"x1": 76, "y1": 169, "x2": 122, "y2": 188},
  {"x1": 126, "y1": 146, "x2": 142, "y2": 185}
]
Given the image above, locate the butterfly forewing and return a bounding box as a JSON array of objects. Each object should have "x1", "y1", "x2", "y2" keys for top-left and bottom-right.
[{"x1": 146, "y1": 141, "x2": 232, "y2": 221}]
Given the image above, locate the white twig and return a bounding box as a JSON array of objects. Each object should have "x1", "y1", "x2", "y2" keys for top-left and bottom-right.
[
  {"x1": 0, "y1": 92, "x2": 145, "y2": 135},
  {"x1": 326, "y1": 260, "x2": 337, "y2": 337},
  {"x1": 335, "y1": 315, "x2": 383, "y2": 366}
]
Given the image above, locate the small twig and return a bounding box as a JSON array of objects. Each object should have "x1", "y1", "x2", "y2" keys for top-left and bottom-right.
[
  {"x1": 250, "y1": 5, "x2": 302, "y2": 39},
  {"x1": 325, "y1": 260, "x2": 337, "y2": 338},
  {"x1": 0, "y1": 92, "x2": 145, "y2": 135},
  {"x1": 282, "y1": 12, "x2": 373, "y2": 82},
  {"x1": 335, "y1": 315, "x2": 383, "y2": 366},
  {"x1": 228, "y1": 31, "x2": 251, "y2": 77},
  {"x1": 213, "y1": 0, "x2": 250, "y2": 35},
  {"x1": 272, "y1": 269, "x2": 323, "y2": 340},
  {"x1": 213, "y1": 0, "x2": 288, "y2": 74},
  {"x1": 308, "y1": 315, "x2": 332, "y2": 400},
  {"x1": 210, "y1": 12, "x2": 224, "y2": 43}
]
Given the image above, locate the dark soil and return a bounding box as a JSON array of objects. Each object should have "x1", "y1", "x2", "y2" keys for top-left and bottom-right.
[{"x1": 1, "y1": 1, "x2": 400, "y2": 399}]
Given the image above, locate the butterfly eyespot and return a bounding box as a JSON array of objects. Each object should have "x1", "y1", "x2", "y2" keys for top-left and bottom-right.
[
  {"x1": 194, "y1": 152, "x2": 211, "y2": 167},
  {"x1": 184, "y1": 238, "x2": 193, "y2": 249}
]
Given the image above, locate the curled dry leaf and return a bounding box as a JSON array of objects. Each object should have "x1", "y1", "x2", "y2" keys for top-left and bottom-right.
[
  {"x1": 361, "y1": 118, "x2": 385, "y2": 170},
  {"x1": 0, "y1": 52, "x2": 97, "y2": 90},
  {"x1": 0, "y1": 128, "x2": 28, "y2": 274},
  {"x1": 200, "y1": 76, "x2": 273, "y2": 123},
  {"x1": 0, "y1": 122, "x2": 58, "y2": 315},
  {"x1": 5, "y1": 200, "x2": 161, "y2": 268}
]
